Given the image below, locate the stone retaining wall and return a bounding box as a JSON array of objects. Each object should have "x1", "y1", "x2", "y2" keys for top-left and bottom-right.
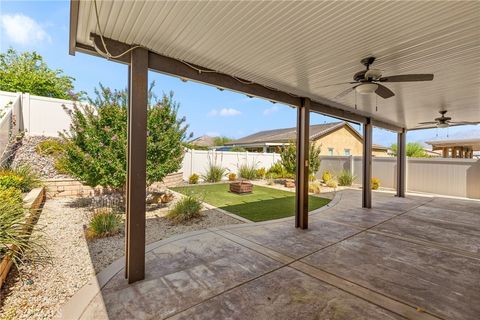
[{"x1": 43, "y1": 172, "x2": 184, "y2": 197}]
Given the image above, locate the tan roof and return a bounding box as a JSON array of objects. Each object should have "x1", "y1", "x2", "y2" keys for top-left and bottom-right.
[
  {"x1": 226, "y1": 121, "x2": 387, "y2": 150},
  {"x1": 190, "y1": 135, "x2": 216, "y2": 147}
]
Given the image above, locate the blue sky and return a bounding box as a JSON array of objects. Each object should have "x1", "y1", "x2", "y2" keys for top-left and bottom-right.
[{"x1": 1, "y1": 0, "x2": 478, "y2": 147}]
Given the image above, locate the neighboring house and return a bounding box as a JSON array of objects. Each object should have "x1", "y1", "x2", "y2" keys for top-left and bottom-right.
[
  {"x1": 426, "y1": 138, "x2": 480, "y2": 158},
  {"x1": 226, "y1": 121, "x2": 389, "y2": 156},
  {"x1": 189, "y1": 135, "x2": 216, "y2": 148}
]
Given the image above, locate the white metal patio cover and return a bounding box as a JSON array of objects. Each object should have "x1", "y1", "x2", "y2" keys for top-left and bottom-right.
[{"x1": 71, "y1": 0, "x2": 480, "y2": 130}]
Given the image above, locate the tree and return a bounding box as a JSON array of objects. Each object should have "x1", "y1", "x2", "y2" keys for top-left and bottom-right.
[
  {"x1": 213, "y1": 136, "x2": 233, "y2": 146},
  {"x1": 0, "y1": 48, "x2": 76, "y2": 99},
  {"x1": 280, "y1": 141, "x2": 322, "y2": 176},
  {"x1": 59, "y1": 83, "x2": 191, "y2": 189},
  {"x1": 390, "y1": 142, "x2": 429, "y2": 158}
]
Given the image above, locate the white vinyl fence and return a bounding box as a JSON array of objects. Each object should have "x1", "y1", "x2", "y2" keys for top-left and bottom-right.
[
  {"x1": 0, "y1": 93, "x2": 22, "y2": 164},
  {"x1": 182, "y1": 149, "x2": 281, "y2": 180},
  {"x1": 1, "y1": 91, "x2": 479, "y2": 199},
  {"x1": 183, "y1": 150, "x2": 480, "y2": 199}
]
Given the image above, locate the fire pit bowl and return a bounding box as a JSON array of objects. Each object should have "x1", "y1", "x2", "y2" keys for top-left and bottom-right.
[{"x1": 230, "y1": 181, "x2": 253, "y2": 194}]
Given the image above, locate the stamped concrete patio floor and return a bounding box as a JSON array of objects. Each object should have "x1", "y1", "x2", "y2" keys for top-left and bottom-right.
[{"x1": 62, "y1": 190, "x2": 480, "y2": 320}]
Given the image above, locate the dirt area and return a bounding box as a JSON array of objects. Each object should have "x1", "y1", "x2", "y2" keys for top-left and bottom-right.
[{"x1": 0, "y1": 194, "x2": 242, "y2": 320}]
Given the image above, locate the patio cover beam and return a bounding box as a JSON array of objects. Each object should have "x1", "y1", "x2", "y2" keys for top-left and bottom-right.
[
  {"x1": 82, "y1": 34, "x2": 403, "y2": 132},
  {"x1": 295, "y1": 98, "x2": 310, "y2": 229},
  {"x1": 362, "y1": 119, "x2": 373, "y2": 208},
  {"x1": 125, "y1": 47, "x2": 148, "y2": 284},
  {"x1": 396, "y1": 130, "x2": 407, "y2": 198}
]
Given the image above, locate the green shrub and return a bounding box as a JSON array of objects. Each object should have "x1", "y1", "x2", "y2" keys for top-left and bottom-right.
[
  {"x1": 228, "y1": 173, "x2": 237, "y2": 181},
  {"x1": 267, "y1": 162, "x2": 284, "y2": 175},
  {"x1": 308, "y1": 180, "x2": 321, "y2": 194},
  {"x1": 238, "y1": 162, "x2": 257, "y2": 180},
  {"x1": 371, "y1": 178, "x2": 380, "y2": 190},
  {"x1": 35, "y1": 139, "x2": 65, "y2": 157},
  {"x1": 0, "y1": 187, "x2": 46, "y2": 267},
  {"x1": 279, "y1": 142, "x2": 321, "y2": 176},
  {"x1": 59, "y1": 84, "x2": 191, "y2": 190},
  {"x1": 230, "y1": 146, "x2": 246, "y2": 152},
  {"x1": 338, "y1": 170, "x2": 355, "y2": 186},
  {"x1": 0, "y1": 166, "x2": 40, "y2": 192},
  {"x1": 0, "y1": 172, "x2": 24, "y2": 190},
  {"x1": 326, "y1": 178, "x2": 338, "y2": 189},
  {"x1": 322, "y1": 170, "x2": 332, "y2": 182},
  {"x1": 86, "y1": 209, "x2": 123, "y2": 239},
  {"x1": 256, "y1": 167, "x2": 266, "y2": 179},
  {"x1": 167, "y1": 194, "x2": 203, "y2": 223},
  {"x1": 189, "y1": 173, "x2": 199, "y2": 184},
  {"x1": 12, "y1": 165, "x2": 40, "y2": 192},
  {"x1": 202, "y1": 163, "x2": 226, "y2": 182}
]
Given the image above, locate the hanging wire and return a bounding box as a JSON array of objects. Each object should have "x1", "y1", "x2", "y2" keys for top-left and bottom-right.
[
  {"x1": 375, "y1": 94, "x2": 378, "y2": 112},
  {"x1": 92, "y1": 0, "x2": 300, "y2": 100},
  {"x1": 354, "y1": 91, "x2": 357, "y2": 109}
]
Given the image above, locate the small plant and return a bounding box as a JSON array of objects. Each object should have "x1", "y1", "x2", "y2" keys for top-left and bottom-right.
[
  {"x1": 371, "y1": 177, "x2": 380, "y2": 190},
  {"x1": 326, "y1": 178, "x2": 338, "y2": 189},
  {"x1": 0, "y1": 166, "x2": 40, "y2": 192},
  {"x1": 189, "y1": 173, "x2": 199, "y2": 184},
  {"x1": 266, "y1": 174, "x2": 274, "y2": 185},
  {"x1": 167, "y1": 193, "x2": 203, "y2": 223},
  {"x1": 308, "y1": 180, "x2": 321, "y2": 194},
  {"x1": 338, "y1": 170, "x2": 355, "y2": 186},
  {"x1": 35, "y1": 139, "x2": 65, "y2": 157},
  {"x1": 322, "y1": 170, "x2": 332, "y2": 182},
  {"x1": 12, "y1": 165, "x2": 40, "y2": 192},
  {"x1": 309, "y1": 174, "x2": 317, "y2": 182},
  {"x1": 238, "y1": 162, "x2": 258, "y2": 180},
  {"x1": 86, "y1": 208, "x2": 123, "y2": 239},
  {"x1": 0, "y1": 172, "x2": 24, "y2": 190},
  {"x1": 0, "y1": 187, "x2": 46, "y2": 267},
  {"x1": 256, "y1": 167, "x2": 266, "y2": 179},
  {"x1": 202, "y1": 163, "x2": 226, "y2": 182},
  {"x1": 228, "y1": 172, "x2": 237, "y2": 181}
]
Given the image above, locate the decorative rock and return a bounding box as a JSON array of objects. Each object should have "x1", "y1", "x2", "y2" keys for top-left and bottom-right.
[{"x1": 10, "y1": 135, "x2": 71, "y2": 179}]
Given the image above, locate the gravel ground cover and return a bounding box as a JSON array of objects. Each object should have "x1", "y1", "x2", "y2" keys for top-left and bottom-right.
[
  {"x1": 10, "y1": 135, "x2": 70, "y2": 179},
  {"x1": 0, "y1": 195, "x2": 242, "y2": 320}
]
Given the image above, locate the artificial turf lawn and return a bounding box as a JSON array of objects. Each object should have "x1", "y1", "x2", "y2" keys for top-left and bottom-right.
[{"x1": 172, "y1": 183, "x2": 330, "y2": 222}]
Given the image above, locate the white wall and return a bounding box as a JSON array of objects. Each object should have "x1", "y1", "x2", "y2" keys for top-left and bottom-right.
[
  {"x1": 22, "y1": 94, "x2": 74, "y2": 136},
  {"x1": 182, "y1": 149, "x2": 281, "y2": 180}
]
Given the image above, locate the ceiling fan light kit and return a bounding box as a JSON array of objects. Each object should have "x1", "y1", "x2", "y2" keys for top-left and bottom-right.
[{"x1": 356, "y1": 83, "x2": 378, "y2": 94}]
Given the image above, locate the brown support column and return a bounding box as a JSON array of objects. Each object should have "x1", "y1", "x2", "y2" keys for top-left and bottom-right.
[
  {"x1": 452, "y1": 147, "x2": 457, "y2": 158},
  {"x1": 126, "y1": 47, "x2": 148, "y2": 284},
  {"x1": 295, "y1": 98, "x2": 310, "y2": 229},
  {"x1": 362, "y1": 118, "x2": 372, "y2": 208},
  {"x1": 459, "y1": 146, "x2": 464, "y2": 158},
  {"x1": 442, "y1": 147, "x2": 448, "y2": 158},
  {"x1": 396, "y1": 129, "x2": 406, "y2": 198}
]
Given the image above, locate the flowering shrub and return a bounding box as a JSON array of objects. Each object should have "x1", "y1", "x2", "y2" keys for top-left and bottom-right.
[{"x1": 59, "y1": 84, "x2": 191, "y2": 189}]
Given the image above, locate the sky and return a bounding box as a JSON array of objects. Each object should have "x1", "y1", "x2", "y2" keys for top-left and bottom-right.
[{"x1": 1, "y1": 0, "x2": 478, "y2": 147}]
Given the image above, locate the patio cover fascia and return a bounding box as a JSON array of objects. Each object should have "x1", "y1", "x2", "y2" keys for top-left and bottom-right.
[{"x1": 69, "y1": 0, "x2": 408, "y2": 284}]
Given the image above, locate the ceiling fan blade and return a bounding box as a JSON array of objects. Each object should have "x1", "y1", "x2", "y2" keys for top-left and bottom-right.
[
  {"x1": 319, "y1": 82, "x2": 357, "y2": 88},
  {"x1": 449, "y1": 121, "x2": 480, "y2": 125},
  {"x1": 379, "y1": 74, "x2": 434, "y2": 82},
  {"x1": 375, "y1": 84, "x2": 395, "y2": 99},
  {"x1": 334, "y1": 86, "x2": 358, "y2": 99},
  {"x1": 418, "y1": 121, "x2": 438, "y2": 125}
]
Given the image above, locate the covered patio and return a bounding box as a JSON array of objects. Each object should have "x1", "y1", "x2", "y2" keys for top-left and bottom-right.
[
  {"x1": 66, "y1": 0, "x2": 479, "y2": 319},
  {"x1": 62, "y1": 190, "x2": 480, "y2": 320}
]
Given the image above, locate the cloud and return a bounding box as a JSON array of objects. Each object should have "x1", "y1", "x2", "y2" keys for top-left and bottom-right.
[
  {"x1": 0, "y1": 14, "x2": 51, "y2": 45},
  {"x1": 263, "y1": 106, "x2": 279, "y2": 116},
  {"x1": 208, "y1": 108, "x2": 241, "y2": 117}
]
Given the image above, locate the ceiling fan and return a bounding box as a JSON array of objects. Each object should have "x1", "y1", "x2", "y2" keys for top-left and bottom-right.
[
  {"x1": 329, "y1": 56, "x2": 434, "y2": 99},
  {"x1": 417, "y1": 110, "x2": 478, "y2": 128}
]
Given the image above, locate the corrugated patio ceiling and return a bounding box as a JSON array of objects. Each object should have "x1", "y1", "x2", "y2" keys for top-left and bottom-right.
[{"x1": 71, "y1": 0, "x2": 480, "y2": 130}]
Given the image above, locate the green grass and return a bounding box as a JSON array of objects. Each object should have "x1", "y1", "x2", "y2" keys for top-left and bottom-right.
[{"x1": 172, "y1": 183, "x2": 330, "y2": 222}]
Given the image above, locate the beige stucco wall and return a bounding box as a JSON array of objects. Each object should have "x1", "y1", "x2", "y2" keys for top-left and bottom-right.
[{"x1": 313, "y1": 126, "x2": 388, "y2": 157}]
